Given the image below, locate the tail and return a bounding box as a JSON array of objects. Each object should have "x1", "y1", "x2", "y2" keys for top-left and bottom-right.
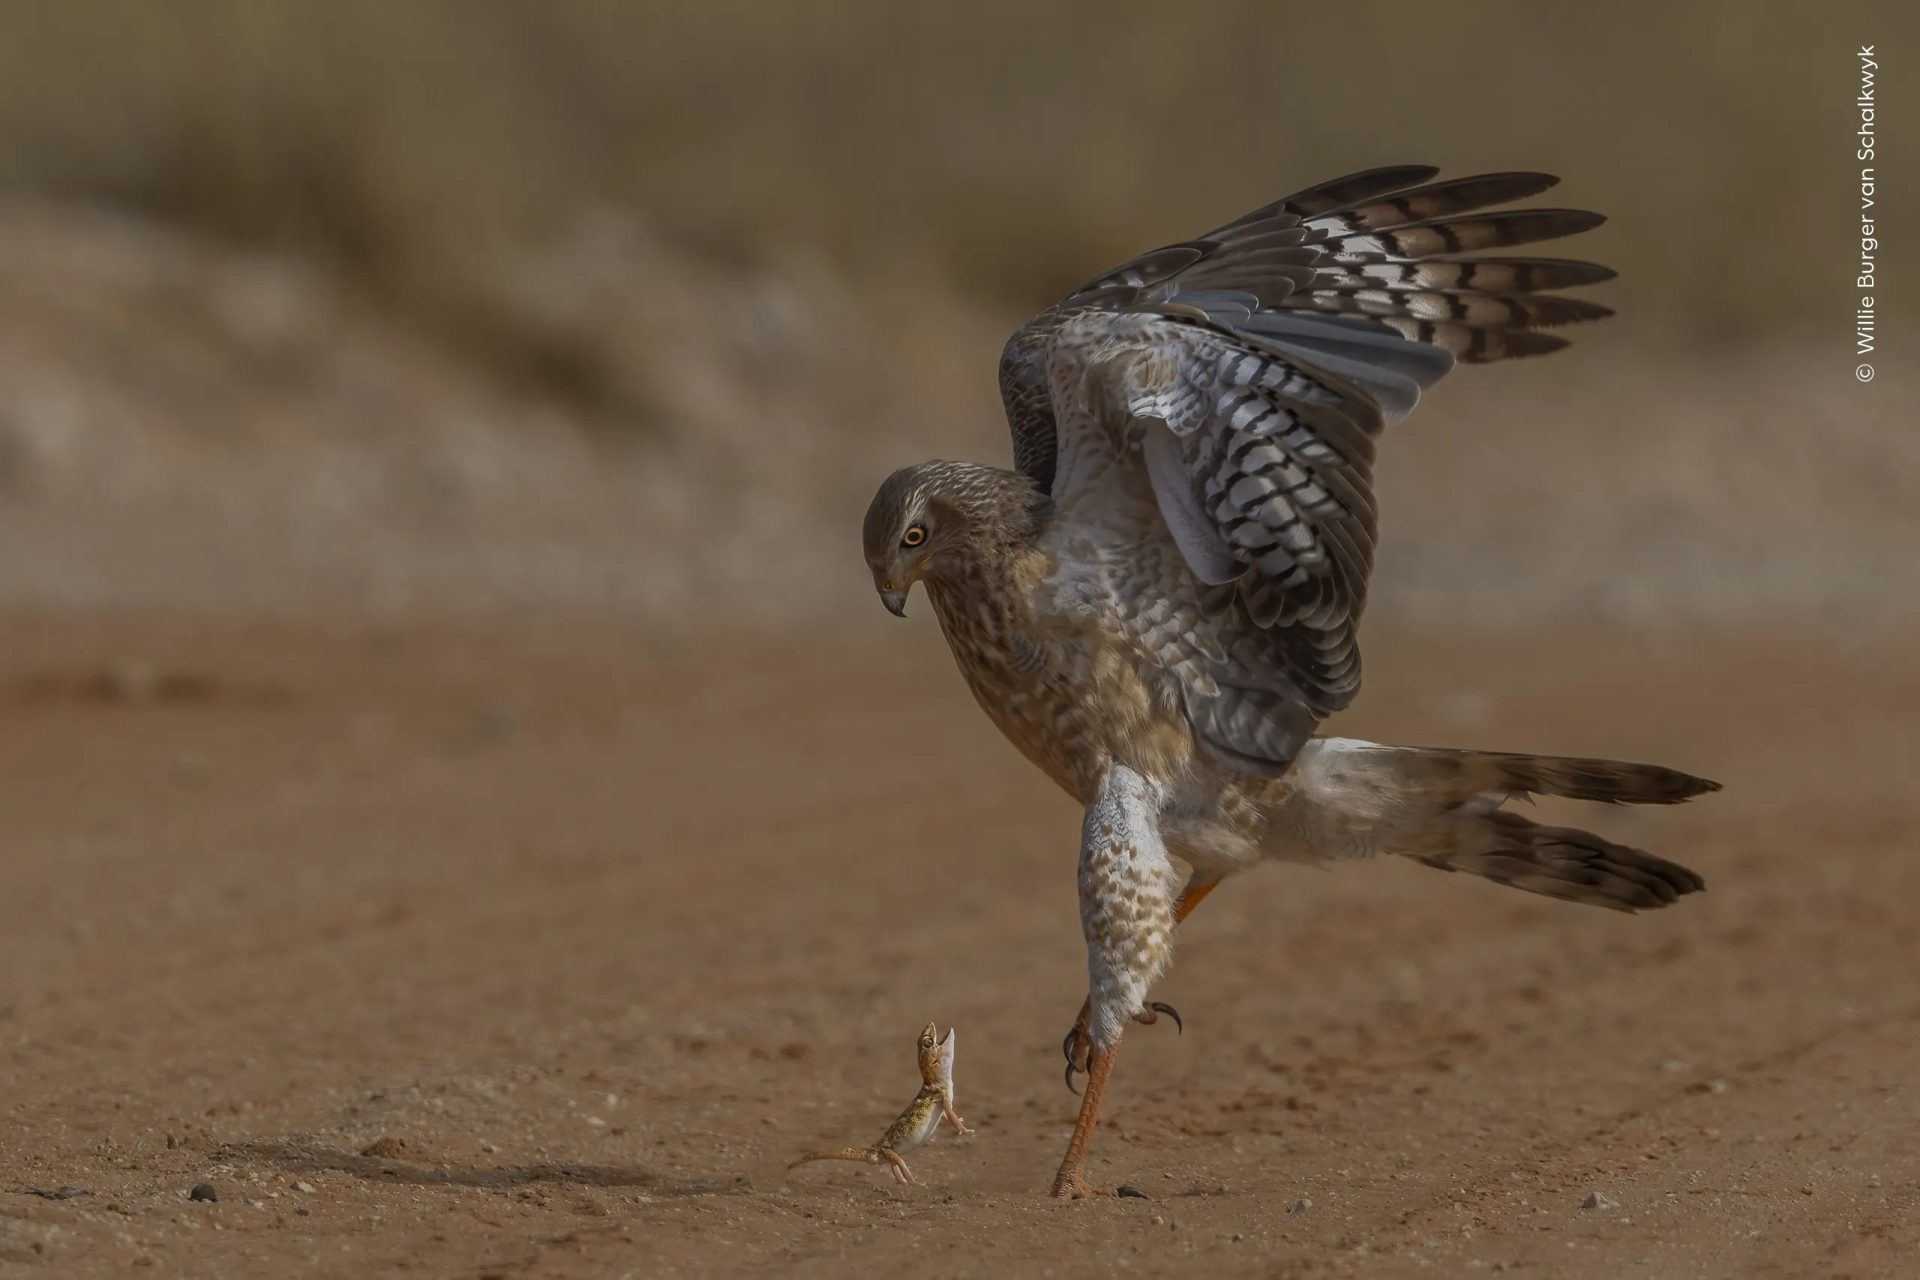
[
  {"x1": 1400, "y1": 747, "x2": 1720, "y2": 808},
  {"x1": 788, "y1": 1147, "x2": 880, "y2": 1171},
  {"x1": 1289, "y1": 741, "x2": 1716, "y2": 912},
  {"x1": 1412, "y1": 807, "x2": 1706, "y2": 912}
]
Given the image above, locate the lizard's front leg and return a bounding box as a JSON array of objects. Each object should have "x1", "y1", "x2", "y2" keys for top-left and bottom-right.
[
  {"x1": 930, "y1": 1028, "x2": 974, "y2": 1135},
  {"x1": 940, "y1": 1097, "x2": 973, "y2": 1136},
  {"x1": 1052, "y1": 764, "x2": 1178, "y2": 1200}
]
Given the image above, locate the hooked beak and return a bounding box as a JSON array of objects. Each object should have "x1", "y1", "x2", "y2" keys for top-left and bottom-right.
[{"x1": 879, "y1": 584, "x2": 909, "y2": 618}]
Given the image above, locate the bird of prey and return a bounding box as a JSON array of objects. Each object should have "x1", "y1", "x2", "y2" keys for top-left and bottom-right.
[{"x1": 860, "y1": 165, "x2": 1717, "y2": 1199}]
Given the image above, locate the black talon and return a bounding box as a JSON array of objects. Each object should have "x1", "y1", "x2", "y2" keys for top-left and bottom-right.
[
  {"x1": 1062, "y1": 1027, "x2": 1078, "y2": 1064},
  {"x1": 1117, "y1": 1185, "x2": 1150, "y2": 1199},
  {"x1": 1064, "y1": 1059, "x2": 1080, "y2": 1095},
  {"x1": 1148, "y1": 1002, "x2": 1183, "y2": 1035}
]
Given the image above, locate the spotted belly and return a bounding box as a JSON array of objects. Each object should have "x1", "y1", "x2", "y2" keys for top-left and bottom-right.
[
  {"x1": 959, "y1": 662, "x2": 1095, "y2": 800},
  {"x1": 950, "y1": 639, "x2": 1197, "y2": 804}
]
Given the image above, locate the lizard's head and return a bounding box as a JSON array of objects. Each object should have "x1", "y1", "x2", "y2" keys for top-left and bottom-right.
[{"x1": 915, "y1": 1022, "x2": 956, "y2": 1087}]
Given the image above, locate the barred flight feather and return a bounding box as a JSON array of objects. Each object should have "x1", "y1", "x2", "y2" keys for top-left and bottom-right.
[{"x1": 1003, "y1": 166, "x2": 1613, "y2": 770}]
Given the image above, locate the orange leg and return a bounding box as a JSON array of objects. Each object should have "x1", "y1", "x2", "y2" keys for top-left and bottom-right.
[
  {"x1": 1050, "y1": 1038, "x2": 1121, "y2": 1198},
  {"x1": 1174, "y1": 875, "x2": 1220, "y2": 923}
]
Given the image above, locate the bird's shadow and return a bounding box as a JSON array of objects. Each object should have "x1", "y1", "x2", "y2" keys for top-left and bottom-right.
[{"x1": 222, "y1": 1141, "x2": 748, "y2": 1199}]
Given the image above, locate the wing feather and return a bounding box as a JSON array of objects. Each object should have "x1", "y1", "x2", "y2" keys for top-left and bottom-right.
[{"x1": 1005, "y1": 168, "x2": 1612, "y2": 772}]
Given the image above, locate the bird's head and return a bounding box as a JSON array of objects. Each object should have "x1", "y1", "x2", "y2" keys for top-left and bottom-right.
[
  {"x1": 862, "y1": 460, "x2": 1045, "y2": 617},
  {"x1": 862, "y1": 461, "x2": 971, "y2": 617}
]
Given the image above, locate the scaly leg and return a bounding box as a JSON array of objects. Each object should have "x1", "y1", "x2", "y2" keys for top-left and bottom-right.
[
  {"x1": 1051, "y1": 1037, "x2": 1121, "y2": 1198},
  {"x1": 1063, "y1": 872, "x2": 1219, "y2": 1091}
]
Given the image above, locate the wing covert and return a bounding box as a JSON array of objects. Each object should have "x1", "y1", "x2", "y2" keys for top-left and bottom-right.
[{"x1": 1006, "y1": 167, "x2": 1612, "y2": 772}]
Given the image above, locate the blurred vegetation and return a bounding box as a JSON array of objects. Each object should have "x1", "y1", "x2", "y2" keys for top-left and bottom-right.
[
  {"x1": 0, "y1": 2, "x2": 1913, "y2": 622},
  {"x1": 0, "y1": 1, "x2": 1910, "y2": 397}
]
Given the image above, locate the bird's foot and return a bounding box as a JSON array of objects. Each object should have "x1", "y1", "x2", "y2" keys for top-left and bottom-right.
[
  {"x1": 1050, "y1": 1171, "x2": 1102, "y2": 1199},
  {"x1": 1061, "y1": 1001, "x2": 1182, "y2": 1094},
  {"x1": 1049, "y1": 1173, "x2": 1150, "y2": 1200},
  {"x1": 1134, "y1": 1002, "x2": 1183, "y2": 1034}
]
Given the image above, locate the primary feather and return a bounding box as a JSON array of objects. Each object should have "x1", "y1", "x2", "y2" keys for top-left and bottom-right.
[{"x1": 999, "y1": 166, "x2": 1612, "y2": 773}]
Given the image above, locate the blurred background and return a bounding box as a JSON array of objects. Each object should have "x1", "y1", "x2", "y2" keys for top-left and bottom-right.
[
  {"x1": 0, "y1": 0, "x2": 1911, "y2": 626},
  {"x1": 5, "y1": 7, "x2": 1920, "y2": 1274}
]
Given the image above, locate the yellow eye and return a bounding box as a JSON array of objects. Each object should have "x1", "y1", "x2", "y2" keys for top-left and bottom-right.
[{"x1": 901, "y1": 525, "x2": 927, "y2": 548}]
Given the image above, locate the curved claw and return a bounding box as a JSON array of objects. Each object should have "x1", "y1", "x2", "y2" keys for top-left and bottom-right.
[
  {"x1": 1063, "y1": 1002, "x2": 1182, "y2": 1094},
  {"x1": 1063, "y1": 1026, "x2": 1086, "y2": 1094}
]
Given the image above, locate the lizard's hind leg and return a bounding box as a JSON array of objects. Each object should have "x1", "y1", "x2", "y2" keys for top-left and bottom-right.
[{"x1": 879, "y1": 1150, "x2": 916, "y2": 1185}]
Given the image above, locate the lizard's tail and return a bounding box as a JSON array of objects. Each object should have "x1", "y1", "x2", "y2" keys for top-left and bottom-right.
[{"x1": 788, "y1": 1147, "x2": 881, "y2": 1170}]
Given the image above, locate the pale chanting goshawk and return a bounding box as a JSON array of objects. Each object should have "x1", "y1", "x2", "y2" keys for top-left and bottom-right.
[{"x1": 860, "y1": 166, "x2": 1718, "y2": 1199}]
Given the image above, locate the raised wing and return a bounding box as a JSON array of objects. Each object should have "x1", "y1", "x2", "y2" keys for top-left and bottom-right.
[{"x1": 1011, "y1": 167, "x2": 1612, "y2": 772}]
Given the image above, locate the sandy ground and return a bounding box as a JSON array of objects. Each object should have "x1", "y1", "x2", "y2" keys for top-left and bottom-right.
[{"x1": 1, "y1": 611, "x2": 1916, "y2": 1279}]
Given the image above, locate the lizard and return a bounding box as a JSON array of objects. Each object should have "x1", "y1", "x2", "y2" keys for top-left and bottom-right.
[{"x1": 789, "y1": 1023, "x2": 973, "y2": 1185}]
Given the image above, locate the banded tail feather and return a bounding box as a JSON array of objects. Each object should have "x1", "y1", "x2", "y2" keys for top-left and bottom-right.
[
  {"x1": 1379, "y1": 745, "x2": 1721, "y2": 807},
  {"x1": 1291, "y1": 740, "x2": 1714, "y2": 912},
  {"x1": 1413, "y1": 811, "x2": 1706, "y2": 913},
  {"x1": 1401, "y1": 745, "x2": 1714, "y2": 910},
  {"x1": 1479, "y1": 750, "x2": 1721, "y2": 806}
]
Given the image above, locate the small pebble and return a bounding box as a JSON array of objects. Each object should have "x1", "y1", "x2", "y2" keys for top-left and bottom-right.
[
  {"x1": 188, "y1": 1184, "x2": 218, "y2": 1203},
  {"x1": 1581, "y1": 1191, "x2": 1618, "y2": 1210},
  {"x1": 294, "y1": 1181, "x2": 315, "y2": 1194},
  {"x1": 1288, "y1": 1198, "x2": 1312, "y2": 1214}
]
